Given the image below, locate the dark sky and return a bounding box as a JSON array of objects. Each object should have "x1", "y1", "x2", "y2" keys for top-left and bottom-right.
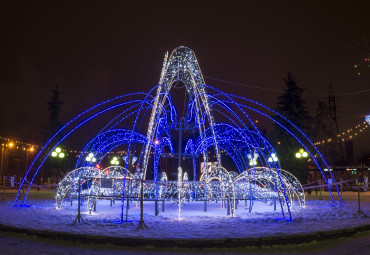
[{"x1": 1, "y1": 1, "x2": 369, "y2": 155}]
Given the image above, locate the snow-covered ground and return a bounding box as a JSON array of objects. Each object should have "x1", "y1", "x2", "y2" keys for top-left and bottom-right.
[{"x1": 1, "y1": 191, "x2": 370, "y2": 240}]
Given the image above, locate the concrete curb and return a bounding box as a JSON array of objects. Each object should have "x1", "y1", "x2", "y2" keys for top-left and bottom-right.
[{"x1": 0, "y1": 222, "x2": 370, "y2": 248}]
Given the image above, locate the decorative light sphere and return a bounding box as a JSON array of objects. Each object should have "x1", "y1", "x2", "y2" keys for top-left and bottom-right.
[
  {"x1": 59, "y1": 153, "x2": 65, "y2": 158},
  {"x1": 295, "y1": 152, "x2": 302, "y2": 158},
  {"x1": 51, "y1": 152, "x2": 57, "y2": 157},
  {"x1": 56, "y1": 147, "x2": 61, "y2": 153},
  {"x1": 302, "y1": 152, "x2": 308, "y2": 158}
]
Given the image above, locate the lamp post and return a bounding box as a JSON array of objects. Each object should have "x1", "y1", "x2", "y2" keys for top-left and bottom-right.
[
  {"x1": 1, "y1": 142, "x2": 13, "y2": 203},
  {"x1": 110, "y1": 156, "x2": 120, "y2": 165},
  {"x1": 295, "y1": 148, "x2": 312, "y2": 196},
  {"x1": 25, "y1": 146, "x2": 35, "y2": 172},
  {"x1": 1, "y1": 142, "x2": 14, "y2": 184},
  {"x1": 247, "y1": 153, "x2": 258, "y2": 166},
  {"x1": 50, "y1": 147, "x2": 65, "y2": 184}
]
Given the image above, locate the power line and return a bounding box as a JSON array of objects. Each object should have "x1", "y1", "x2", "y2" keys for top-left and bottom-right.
[{"x1": 204, "y1": 76, "x2": 370, "y2": 96}]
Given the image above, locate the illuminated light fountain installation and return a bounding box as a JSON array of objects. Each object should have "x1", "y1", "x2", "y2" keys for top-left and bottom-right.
[{"x1": 14, "y1": 46, "x2": 342, "y2": 221}]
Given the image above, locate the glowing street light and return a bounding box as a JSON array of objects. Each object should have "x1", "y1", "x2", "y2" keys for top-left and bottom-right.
[
  {"x1": 26, "y1": 146, "x2": 35, "y2": 171},
  {"x1": 110, "y1": 156, "x2": 120, "y2": 165},
  {"x1": 247, "y1": 153, "x2": 258, "y2": 166},
  {"x1": 295, "y1": 148, "x2": 308, "y2": 159},
  {"x1": 51, "y1": 147, "x2": 65, "y2": 158},
  {"x1": 268, "y1": 153, "x2": 278, "y2": 162},
  {"x1": 85, "y1": 152, "x2": 96, "y2": 163}
]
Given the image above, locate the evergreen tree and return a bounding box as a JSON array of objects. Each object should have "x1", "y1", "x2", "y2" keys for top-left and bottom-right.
[
  {"x1": 43, "y1": 85, "x2": 66, "y2": 183},
  {"x1": 44, "y1": 85, "x2": 64, "y2": 141},
  {"x1": 276, "y1": 73, "x2": 311, "y2": 132},
  {"x1": 269, "y1": 73, "x2": 311, "y2": 183}
]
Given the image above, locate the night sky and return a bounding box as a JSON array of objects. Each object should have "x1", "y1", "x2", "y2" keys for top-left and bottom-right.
[{"x1": 1, "y1": 1, "x2": 369, "y2": 156}]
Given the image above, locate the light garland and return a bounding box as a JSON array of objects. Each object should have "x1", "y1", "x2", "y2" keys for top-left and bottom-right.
[
  {"x1": 0, "y1": 137, "x2": 40, "y2": 151},
  {"x1": 314, "y1": 121, "x2": 369, "y2": 145}
]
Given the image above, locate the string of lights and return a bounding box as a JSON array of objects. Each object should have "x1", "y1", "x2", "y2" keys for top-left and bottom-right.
[
  {"x1": 204, "y1": 76, "x2": 370, "y2": 96},
  {"x1": 314, "y1": 121, "x2": 369, "y2": 145},
  {"x1": 0, "y1": 137, "x2": 37, "y2": 151}
]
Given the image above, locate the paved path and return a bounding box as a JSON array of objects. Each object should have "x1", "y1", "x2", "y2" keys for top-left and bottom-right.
[{"x1": 1, "y1": 230, "x2": 370, "y2": 255}]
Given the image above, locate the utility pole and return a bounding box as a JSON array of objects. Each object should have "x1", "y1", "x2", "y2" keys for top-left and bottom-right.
[{"x1": 328, "y1": 84, "x2": 344, "y2": 158}]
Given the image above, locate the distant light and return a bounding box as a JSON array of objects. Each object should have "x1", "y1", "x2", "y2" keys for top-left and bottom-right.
[
  {"x1": 8, "y1": 142, "x2": 14, "y2": 148},
  {"x1": 30, "y1": 147, "x2": 35, "y2": 152},
  {"x1": 295, "y1": 152, "x2": 302, "y2": 158},
  {"x1": 89, "y1": 153, "x2": 94, "y2": 158},
  {"x1": 56, "y1": 147, "x2": 61, "y2": 153},
  {"x1": 302, "y1": 152, "x2": 308, "y2": 158},
  {"x1": 51, "y1": 152, "x2": 57, "y2": 157},
  {"x1": 59, "y1": 152, "x2": 65, "y2": 158},
  {"x1": 154, "y1": 139, "x2": 160, "y2": 145}
]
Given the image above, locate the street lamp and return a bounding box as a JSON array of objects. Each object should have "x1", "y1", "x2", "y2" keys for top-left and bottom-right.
[
  {"x1": 50, "y1": 147, "x2": 65, "y2": 184},
  {"x1": 110, "y1": 156, "x2": 120, "y2": 165},
  {"x1": 295, "y1": 148, "x2": 308, "y2": 159},
  {"x1": 51, "y1": 147, "x2": 65, "y2": 158},
  {"x1": 25, "y1": 146, "x2": 35, "y2": 171},
  {"x1": 268, "y1": 153, "x2": 278, "y2": 163},
  {"x1": 0, "y1": 142, "x2": 14, "y2": 184},
  {"x1": 85, "y1": 152, "x2": 97, "y2": 163},
  {"x1": 247, "y1": 153, "x2": 258, "y2": 166}
]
